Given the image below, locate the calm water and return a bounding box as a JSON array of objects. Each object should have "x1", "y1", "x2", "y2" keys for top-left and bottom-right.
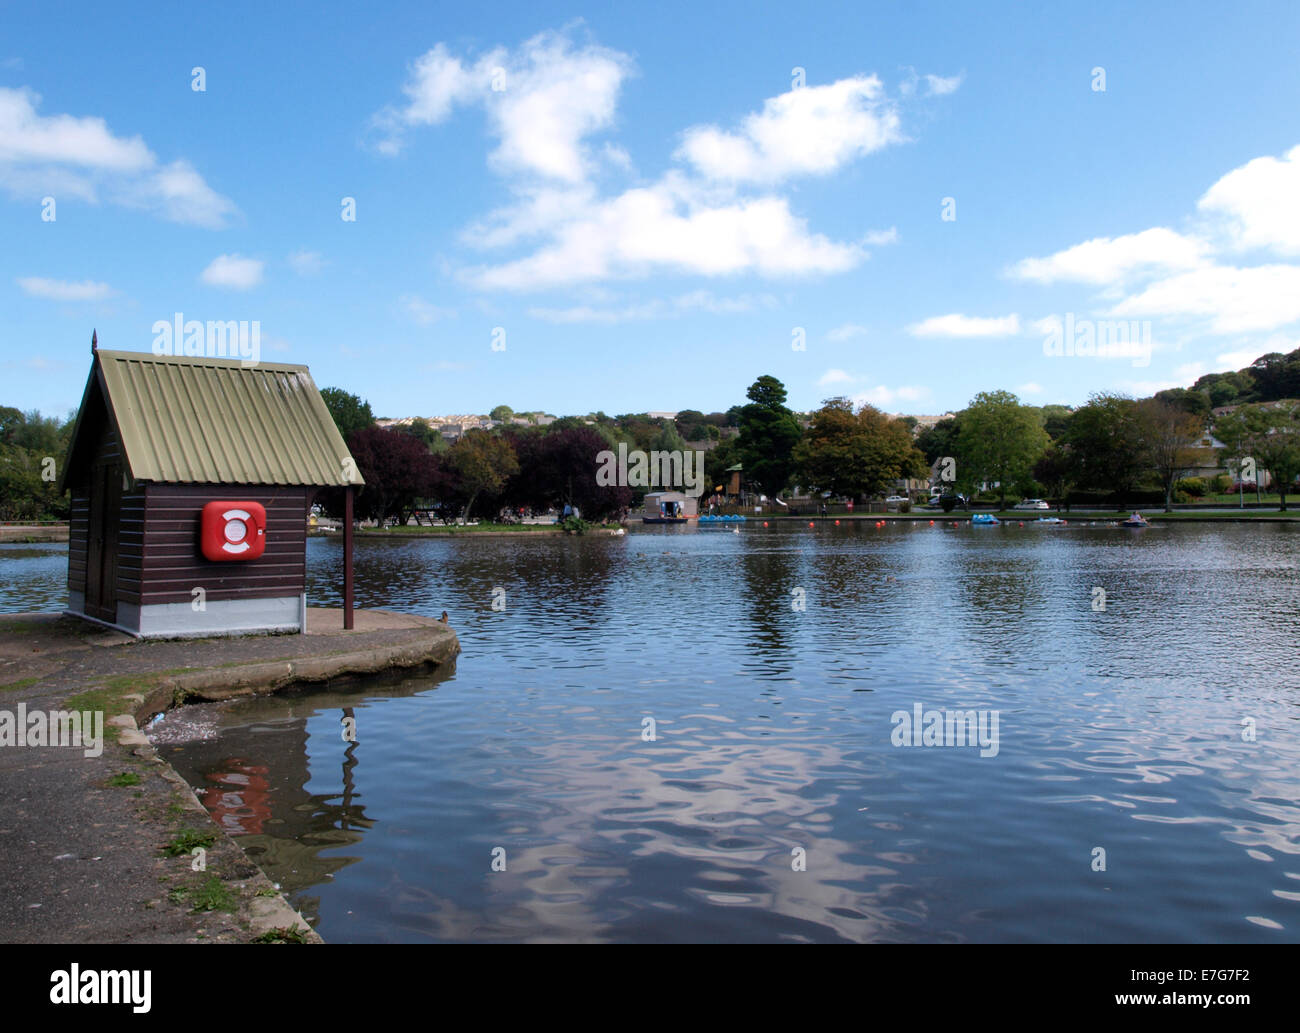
[{"x1": 6, "y1": 524, "x2": 1300, "y2": 942}]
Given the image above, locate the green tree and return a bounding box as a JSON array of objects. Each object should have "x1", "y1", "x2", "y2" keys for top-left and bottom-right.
[
  {"x1": 1032, "y1": 444, "x2": 1074, "y2": 509},
  {"x1": 1039, "y1": 404, "x2": 1075, "y2": 442},
  {"x1": 703, "y1": 437, "x2": 740, "y2": 498},
  {"x1": 915, "y1": 416, "x2": 961, "y2": 467},
  {"x1": 794, "y1": 398, "x2": 925, "y2": 501},
  {"x1": 446, "y1": 428, "x2": 520, "y2": 520},
  {"x1": 0, "y1": 408, "x2": 74, "y2": 520},
  {"x1": 490, "y1": 405, "x2": 515, "y2": 423},
  {"x1": 1215, "y1": 402, "x2": 1300, "y2": 511},
  {"x1": 320, "y1": 388, "x2": 376, "y2": 440},
  {"x1": 1137, "y1": 398, "x2": 1205, "y2": 512},
  {"x1": 396, "y1": 417, "x2": 439, "y2": 451},
  {"x1": 1153, "y1": 387, "x2": 1211, "y2": 419},
  {"x1": 956, "y1": 391, "x2": 1049, "y2": 509},
  {"x1": 650, "y1": 420, "x2": 687, "y2": 454},
  {"x1": 1065, "y1": 393, "x2": 1148, "y2": 508},
  {"x1": 736, "y1": 375, "x2": 802, "y2": 496}
]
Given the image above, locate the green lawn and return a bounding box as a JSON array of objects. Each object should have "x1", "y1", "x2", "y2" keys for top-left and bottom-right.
[{"x1": 1201, "y1": 492, "x2": 1295, "y2": 505}]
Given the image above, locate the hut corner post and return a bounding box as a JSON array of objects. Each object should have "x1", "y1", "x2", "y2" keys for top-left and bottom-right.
[{"x1": 344, "y1": 485, "x2": 355, "y2": 629}]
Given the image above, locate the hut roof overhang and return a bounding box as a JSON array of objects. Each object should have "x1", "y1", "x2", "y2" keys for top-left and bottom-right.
[{"x1": 60, "y1": 349, "x2": 364, "y2": 490}]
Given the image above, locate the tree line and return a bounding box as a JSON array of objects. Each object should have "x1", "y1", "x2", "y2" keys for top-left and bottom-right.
[
  {"x1": 9, "y1": 347, "x2": 1299, "y2": 526},
  {"x1": 0, "y1": 407, "x2": 73, "y2": 521},
  {"x1": 321, "y1": 373, "x2": 1300, "y2": 522}
]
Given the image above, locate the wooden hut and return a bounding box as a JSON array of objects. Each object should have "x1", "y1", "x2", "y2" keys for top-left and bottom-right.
[
  {"x1": 58, "y1": 342, "x2": 363, "y2": 638},
  {"x1": 641, "y1": 491, "x2": 698, "y2": 523}
]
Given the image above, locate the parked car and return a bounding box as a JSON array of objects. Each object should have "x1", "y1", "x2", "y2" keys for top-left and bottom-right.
[
  {"x1": 1013, "y1": 498, "x2": 1051, "y2": 510},
  {"x1": 885, "y1": 495, "x2": 909, "y2": 503},
  {"x1": 927, "y1": 493, "x2": 967, "y2": 511}
]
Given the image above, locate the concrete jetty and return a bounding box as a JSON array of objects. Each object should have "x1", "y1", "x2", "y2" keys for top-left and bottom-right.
[{"x1": 0, "y1": 608, "x2": 459, "y2": 943}]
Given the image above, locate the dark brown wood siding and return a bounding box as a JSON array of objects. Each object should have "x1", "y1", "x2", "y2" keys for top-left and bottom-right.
[
  {"x1": 117, "y1": 484, "x2": 146, "y2": 606},
  {"x1": 139, "y1": 484, "x2": 310, "y2": 605},
  {"x1": 68, "y1": 490, "x2": 88, "y2": 597},
  {"x1": 68, "y1": 400, "x2": 137, "y2": 604}
]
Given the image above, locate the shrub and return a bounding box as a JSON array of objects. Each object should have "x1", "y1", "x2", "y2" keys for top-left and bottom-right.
[
  {"x1": 1212, "y1": 474, "x2": 1233, "y2": 494},
  {"x1": 898, "y1": 500, "x2": 912, "y2": 513},
  {"x1": 559, "y1": 515, "x2": 589, "y2": 535},
  {"x1": 1175, "y1": 477, "x2": 1206, "y2": 497}
]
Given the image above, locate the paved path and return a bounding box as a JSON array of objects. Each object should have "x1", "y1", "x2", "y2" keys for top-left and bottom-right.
[{"x1": 0, "y1": 609, "x2": 458, "y2": 943}]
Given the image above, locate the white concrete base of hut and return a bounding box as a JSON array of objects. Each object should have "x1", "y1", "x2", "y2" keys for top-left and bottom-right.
[{"x1": 67, "y1": 591, "x2": 307, "y2": 639}]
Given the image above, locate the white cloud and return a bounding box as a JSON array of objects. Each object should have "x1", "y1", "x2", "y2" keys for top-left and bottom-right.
[
  {"x1": 850, "y1": 384, "x2": 927, "y2": 407},
  {"x1": 200, "y1": 254, "x2": 264, "y2": 290},
  {"x1": 17, "y1": 276, "x2": 115, "y2": 301},
  {"x1": 380, "y1": 32, "x2": 924, "y2": 289},
  {"x1": 374, "y1": 31, "x2": 632, "y2": 183},
  {"x1": 528, "y1": 289, "x2": 774, "y2": 323},
  {"x1": 135, "y1": 159, "x2": 236, "y2": 228},
  {"x1": 0, "y1": 87, "x2": 150, "y2": 169},
  {"x1": 469, "y1": 179, "x2": 863, "y2": 289},
  {"x1": 677, "y1": 76, "x2": 902, "y2": 185},
  {"x1": 814, "y1": 372, "x2": 926, "y2": 406},
  {"x1": 1012, "y1": 228, "x2": 1208, "y2": 286},
  {"x1": 401, "y1": 295, "x2": 454, "y2": 324},
  {"x1": 899, "y1": 69, "x2": 963, "y2": 98},
  {"x1": 827, "y1": 323, "x2": 868, "y2": 341},
  {"x1": 908, "y1": 313, "x2": 1020, "y2": 337},
  {"x1": 924, "y1": 74, "x2": 962, "y2": 96},
  {"x1": 288, "y1": 250, "x2": 324, "y2": 276},
  {"x1": 1118, "y1": 376, "x2": 1198, "y2": 395},
  {"x1": 0, "y1": 87, "x2": 235, "y2": 227},
  {"x1": 1111, "y1": 264, "x2": 1300, "y2": 333},
  {"x1": 1018, "y1": 381, "x2": 1043, "y2": 395},
  {"x1": 464, "y1": 184, "x2": 598, "y2": 249},
  {"x1": 1215, "y1": 348, "x2": 1262, "y2": 370},
  {"x1": 1198, "y1": 144, "x2": 1300, "y2": 255}
]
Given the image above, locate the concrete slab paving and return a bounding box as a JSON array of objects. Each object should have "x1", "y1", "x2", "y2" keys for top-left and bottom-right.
[{"x1": 0, "y1": 608, "x2": 459, "y2": 943}]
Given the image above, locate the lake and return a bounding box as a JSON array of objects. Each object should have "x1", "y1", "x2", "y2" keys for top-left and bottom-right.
[{"x1": 5, "y1": 522, "x2": 1300, "y2": 942}]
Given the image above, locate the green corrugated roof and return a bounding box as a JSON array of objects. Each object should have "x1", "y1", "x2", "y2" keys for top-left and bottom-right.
[{"x1": 87, "y1": 350, "x2": 363, "y2": 486}]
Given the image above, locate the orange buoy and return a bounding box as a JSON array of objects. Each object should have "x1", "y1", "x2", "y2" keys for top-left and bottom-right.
[
  {"x1": 808, "y1": 521, "x2": 815, "y2": 528},
  {"x1": 762, "y1": 521, "x2": 768, "y2": 527},
  {"x1": 835, "y1": 519, "x2": 840, "y2": 525},
  {"x1": 928, "y1": 520, "x2": 934, "y2": 526},
  {"x1": 1018, "y1": 521, "x2": 1024, "y2": 527}
]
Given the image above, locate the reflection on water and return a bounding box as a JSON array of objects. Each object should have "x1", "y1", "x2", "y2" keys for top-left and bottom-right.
[
  {"x1": 10, "y1": 523, "x2": 1300, "y2": 941},
  {"x1": 0, "y1": 544, "x2": 67, "y2": 611}
]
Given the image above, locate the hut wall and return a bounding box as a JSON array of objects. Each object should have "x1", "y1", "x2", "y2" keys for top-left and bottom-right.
[
  {"x1": 115, "y1": 483, "x2": 311, "y2": 638},
  {"x1": 138, "y1": 483, "x2": 311, "y2": 605}
]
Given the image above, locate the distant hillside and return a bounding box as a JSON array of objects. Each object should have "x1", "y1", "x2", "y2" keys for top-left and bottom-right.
[{"x1": 1156, "y1": 346, "x2": 1300, "y2": 414}]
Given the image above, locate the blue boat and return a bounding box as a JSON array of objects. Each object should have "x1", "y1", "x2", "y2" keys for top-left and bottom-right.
[
  {"x1": 970, "y1": 513, "x2": 1000, "y2": 525},
  {"x1": 1121, "y1": 512, "x2": 1149, "y2": 528},
  {"x1": 698, "y1": 514, "x2": 747, "y2": 524}
]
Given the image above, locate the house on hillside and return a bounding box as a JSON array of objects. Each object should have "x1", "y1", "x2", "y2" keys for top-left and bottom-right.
[{"x1": 59, "y1": 342, "x2": 363, "y2": 638}]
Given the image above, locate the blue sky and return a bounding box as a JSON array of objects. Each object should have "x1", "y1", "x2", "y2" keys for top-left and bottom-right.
[{"x1": 4, "y1": 0, "x2": 1300, "y2": 421}]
